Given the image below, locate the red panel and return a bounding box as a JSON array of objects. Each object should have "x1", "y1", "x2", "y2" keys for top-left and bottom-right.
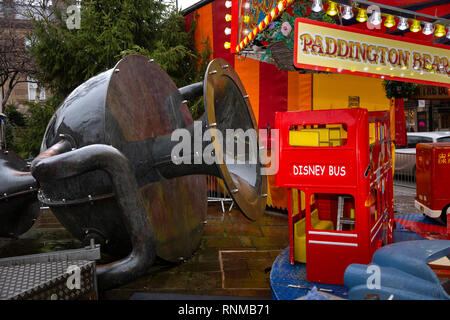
[
  {"x1": 230, "y1": 0, "x2": 239, "y2": 53},
  {"x1": 394, "y1": 98, "x2": 407, "y2": 147},
  {"x1": 306, "y1": 241, "x2": 364, "y2": 284},
  {"x1": 212, "y1": 0, "x2": 235, "y2": 67},
  {"x1": 374, "y1": 0, "x2": 433, "y2": 6},
  {"x1": 258, "y1": 61, "x2": 288, "y2": 134},
  {"x1": 184, "y1": 12, "x2": 194, "y2": 33},
  {"x1": 415, "y1": 3, "x2": 450, "y2": 18},
  {"x1": 316, "y1": 195, "x2": 338, "y2": 227}
]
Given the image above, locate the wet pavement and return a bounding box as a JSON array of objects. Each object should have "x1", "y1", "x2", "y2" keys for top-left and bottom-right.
[
  {"x1": 101, "y1": 205, "x2": 289, "y2": 299},
  {"x1": 393, "y1": 185, "x2": 421, "y2": 216},
  {"x1": 0, "y1": 185, "x2": 420, "y2": 299}
]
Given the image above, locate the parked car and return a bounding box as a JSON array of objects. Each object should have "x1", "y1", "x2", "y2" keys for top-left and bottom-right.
[{"x1": 395, "y1": 132, "x2": 450, "y2": 178}]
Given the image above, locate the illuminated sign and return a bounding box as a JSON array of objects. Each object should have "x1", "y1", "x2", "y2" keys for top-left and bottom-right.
[{"x1": 294, "y1": 18, "x2": 450, "y2": 88}]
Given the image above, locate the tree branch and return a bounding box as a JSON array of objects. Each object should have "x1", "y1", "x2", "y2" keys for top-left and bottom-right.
[{"x1": 0, "y1": 5, "x2": 38, "y2": 110}]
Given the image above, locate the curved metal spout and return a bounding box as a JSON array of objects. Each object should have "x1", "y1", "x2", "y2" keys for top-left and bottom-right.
[
  {"x1": 31, "y1": 144, "x2": 156, "y2": 290},
  {"x1": 34, "y1": 138, "x2": 73, "y2": 162},
  {"x1": 0, "y1": 150, "x2": 39, "y2": 237},
  {"x1": 178, "y1": 81, "x2": 203, "y2": 101}
]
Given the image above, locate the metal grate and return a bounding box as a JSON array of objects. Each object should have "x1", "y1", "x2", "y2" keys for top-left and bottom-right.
[
  {"x1": 0, "y1": 260, "x2": 96, "y2": 300},
  {"x1": 0, "y1": 245, "x2": 100, "y2": 300}
]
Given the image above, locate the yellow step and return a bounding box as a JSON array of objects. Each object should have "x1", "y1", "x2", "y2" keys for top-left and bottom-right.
[{"x1": 293, "y1": 209, "x2": 334, "y2": 263}]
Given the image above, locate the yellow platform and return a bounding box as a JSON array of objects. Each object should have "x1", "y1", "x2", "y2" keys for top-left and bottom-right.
[{"x1": 293, "y1": 209, "x2": 334, "y2": 263}]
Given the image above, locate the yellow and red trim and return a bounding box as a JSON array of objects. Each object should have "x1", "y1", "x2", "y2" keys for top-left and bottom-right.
[{"x1": 235, "y1": 0, "x2": 294, "y2": 53}]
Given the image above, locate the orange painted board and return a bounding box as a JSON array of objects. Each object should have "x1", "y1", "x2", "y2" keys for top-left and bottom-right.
[
  {"x1": 193, "y1": 4, "x2": 214, "y2": 59},
  {"x1": 234, "y1": 56, "x2": 260, "y2": 124}
]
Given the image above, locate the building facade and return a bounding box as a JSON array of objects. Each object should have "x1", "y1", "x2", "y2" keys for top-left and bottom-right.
[
  {"x1": 405, "y1": 86, "x2": 450, "y2": 132},
  {"x1": 0, "y1": 0, "x2": 50, "y2": 113}
]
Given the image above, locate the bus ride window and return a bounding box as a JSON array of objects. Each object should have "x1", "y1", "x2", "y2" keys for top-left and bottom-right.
[
  {"x1": 310, "y1": 194, "x2": 355, "y2": 232},
  {"x1": 289, "y1": 124, "x2": 347, "y2": 147}
]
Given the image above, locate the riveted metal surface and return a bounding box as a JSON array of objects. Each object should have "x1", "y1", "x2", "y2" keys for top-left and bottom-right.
[
  {"x1": 39, "y1": 55, "x2": 206, "y2": 262},
  {"x1": 105, "y1": 55, "x2": 206, "y2": 261},
  {"x1": 0, "y1": 150, "x2": 39, "y2": 237},
  {"x1": 204, "y1": 58, "x2": 267, "y2": 221}
]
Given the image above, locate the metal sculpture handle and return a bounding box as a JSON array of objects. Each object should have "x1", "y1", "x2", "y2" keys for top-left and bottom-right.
[{"x1": 31, "y1": 143, "x2": 156, "y2": 290}]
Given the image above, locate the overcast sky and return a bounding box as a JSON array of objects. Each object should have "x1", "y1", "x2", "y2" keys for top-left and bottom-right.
[{"x1": 177, "y1": 0, "x2": 202, "y2": 10}]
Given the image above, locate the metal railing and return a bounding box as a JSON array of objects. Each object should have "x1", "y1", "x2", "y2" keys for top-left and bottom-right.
[
  {"x1": 393, "y1": 152, "x2": 416, "y2": 188},
  {"x1": 206, "y1": 175, "x2": 234, "y2": 213}
]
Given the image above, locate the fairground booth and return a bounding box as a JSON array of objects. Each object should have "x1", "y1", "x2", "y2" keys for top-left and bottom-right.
[{"x1": 183, "y1": 0, "x2": 450, "y2": 299}]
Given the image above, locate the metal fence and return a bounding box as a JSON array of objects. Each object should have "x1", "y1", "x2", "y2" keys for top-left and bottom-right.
[
  {"x1": 206, "y1": 175, "x2": 234, "y2": 213},
  {"x1": 393, "y1": 152, "x2": 416, "y2": 188},
  {"x1": 0, "y1": 116, "x2": 5, "y2": 150}
]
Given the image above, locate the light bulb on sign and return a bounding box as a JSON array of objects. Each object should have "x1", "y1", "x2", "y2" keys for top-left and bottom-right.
[
  {"x1": 397, "y1": 17, "x2": 409, "y2": 30},
  {"x1": 224, "y1": 42, "x2": 231, "y2": 49},
  {"x1": 311, "y1": 0, "x2": 323, "y2": 13},
  {"x1": 225, "y1": 14, "x2": 232, "y2": 22},
  {"x1": 410, "y1": 19, "x2": 421, "y2": 33},
  {"x1": 326, "y1": 1, "x2": 338, "y2": 16},
  {"x1": 224, "y1": 27, "x2": 231, "y2": 35},
  {"x1": 341, "y1": 5, "x2": 353, "y2": 20},
  {"x1": 434, "y1": 24, "x2": 446, "y2": 38},
  {"x1": 369, "y1": 11, "x2": 381, "y2": 26},
  {"x1": 384, "y1": 15, "x2": 395, "y2": 28},
  {"x1": 225, "y1": 1, "x2": 232, "y2": 8},
  {"x1": 356, "y1": 8, "x2": 368, "y2": 23},
  {"x1": 422, "y1": 22, "x2": 434, "y2": 35}
]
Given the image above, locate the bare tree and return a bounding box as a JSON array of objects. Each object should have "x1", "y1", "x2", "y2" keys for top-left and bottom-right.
[
  {"x1": 0, "y1": 30, "x2": 35, "y2": 108},
  {"x1": 14, "y1": 0, "x2": 60, "y2": 21},
  {"x1": 0, "y1": 0, "x2": 71, "y2": 108},
  {"x1": 0, "y1": 5, "x2": 38, "y2": 110},
  {"x1": 0, "y1": 0, "x2": 57, "y2": 148}
]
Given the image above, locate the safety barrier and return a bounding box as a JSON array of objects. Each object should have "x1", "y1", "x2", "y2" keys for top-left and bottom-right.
[
  {"x1": 393, "y1": 152, "x2": 416, "y2": 188},
  {"x1": 206, "y1": 175, "x2": 234, "y2": 213}
]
